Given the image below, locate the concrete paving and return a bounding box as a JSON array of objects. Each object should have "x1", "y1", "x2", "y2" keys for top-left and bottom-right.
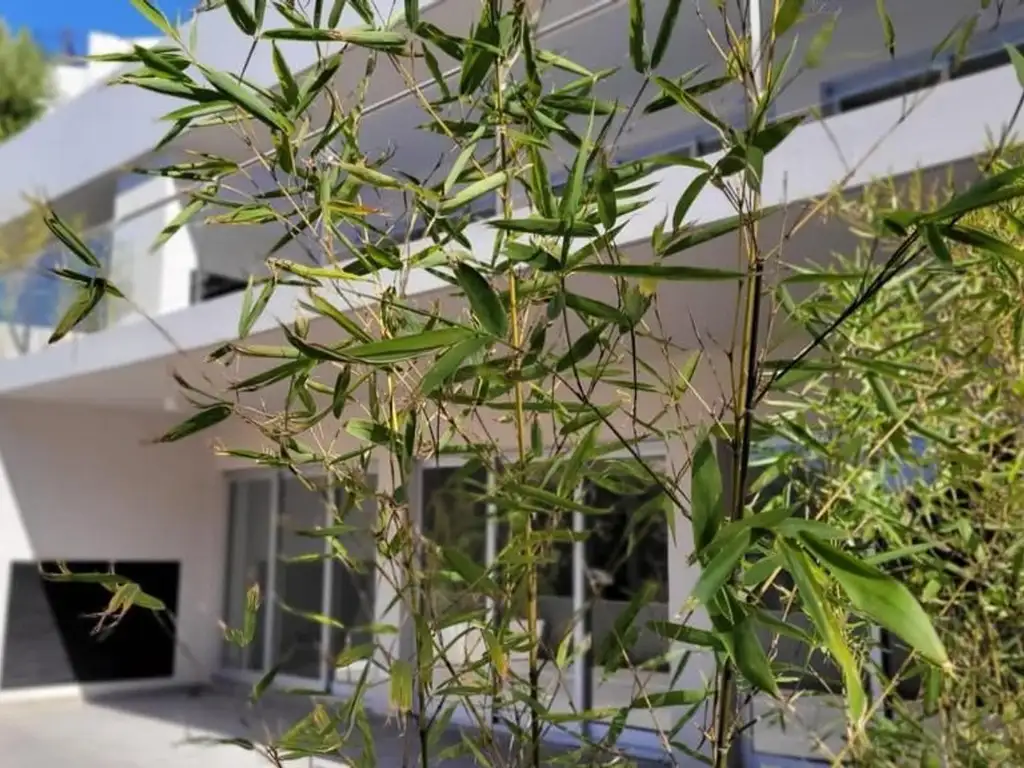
[{"x1": 0, "y1": 686, "x2": 672, "y2": 767}]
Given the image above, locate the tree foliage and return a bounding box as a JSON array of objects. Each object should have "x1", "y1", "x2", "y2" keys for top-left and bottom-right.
[{"x1": 0, "y1": 20, "x2": 51, "y2": 142}]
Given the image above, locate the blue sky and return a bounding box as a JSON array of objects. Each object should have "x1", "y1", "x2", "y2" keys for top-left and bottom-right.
[{"x1": 1, "y1": 0, "x2": 195, "y2": 48}]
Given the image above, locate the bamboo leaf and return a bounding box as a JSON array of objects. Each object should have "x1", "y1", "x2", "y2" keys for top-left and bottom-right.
[
  {"x1": 876, "y1": 0, "x2": 895, "y2": 58},
  {"x1": 805, "y1": 15, "x2": 836, "y2": 68},
  {"x1": 346, "y1": 419, "x2": 394, "y2": 445},
  {"x1": 345, "y1": 328, "x2": 478, "y2": 363},
  {"x1": 691, "y1": 530, "x2": 750, "y2": 606},
  {"x1": 781, "y1": 541, "x2": 867, "y2": 721},
  {"x1": 942, "y1": 224, "x2": 1024, "y2": 263},
  {"x1": 773, "y1": 0, "x2": 804, "y2": 38},
  {"x1": 454, "y1": 262, "x2": 507, "y2": 338},
  {"x1": 800, "y1": 534, "x2": 949, "y2": 667},
  {"x1": 1009, "y1": 44, "x2": 1024, "y2": 87},
  {"x1": 691, "y1": 432, "x2": 724, "y2": 557},
  {"x1": 43, "y1": 211, "x2": 101, "y2": 268},
  {"x1": 651, "y1": 0, "x2": 682, "y2": 69},
  {"x1": 648, "y1": 620, "x2": 723, "y2": 650},
  {"x1": 729, "y1": 612, "x2": 780, "y2": 697},
  {"x1": 441, "y1": 169, "x2": 511, "y2": 213},
  {"x1": 628, "y1": 0, "x2": 648, "y2": 73},
  {"x1": 574, "y1": 263, "x2": 743, "y2": 281},
  {"x1": 156, "y1": 404, "x2": 233, "y2": 443},
  {"x1": 225, "y1": 0, "x2": 258, "y2": 34},
  {"x1": 443, "y1": 125, "x2": 485, "y2": 196},
  {"x1": 420, "y1": 337, "x2": 489, "y2": 396},
  {"x1": 489, "y1": 217, "x2": 599, "y2": 238},
  {"x1": 48, "y1": 282, "x2": 106, "y2": 343},
  {"x1": 129, "y1": 0, "x2": 177, "y2": 37},
  {"x1": 200, "y1": 67, "x2": 291, "y2": 132},
  {"x1": 238, "y1": 277, "x2": 276, "y2": 338},
  {"x1": 331, "y1": 367, "x2": 351, "y2": 418}
]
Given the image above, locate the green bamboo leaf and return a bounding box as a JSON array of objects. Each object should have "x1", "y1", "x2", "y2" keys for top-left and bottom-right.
[
  {"x1": 460, "y1": 13, "x2": 498, "y2": 95},
  {"x1": 328, "y1": 0, "x2": 348, "y2": 27},
  {"x1": 441, "y1": 169, "x2": 511, "y2": 213},
  {"x1": 564, "y1": 292, "x2": 629, "y2": 325},
  {"x1": 48, "y1": 282, "x2": 106, "y2": 343},
  {"x1": 263, "y1": 27, "x2": 407, "y2": 51},
  {"x1": 650, "y1": 74, "x2": 731, "y2": 135},
  {"x1": 346, "y1": 419, "x2": 394, "y2": 445},
  {"x1": 555, "y1": 324, "x2": 606, "y2": 373},
  {"x1": 271, "y1": 43, "x2": 299, "y2": 107},
  {"x1": 336, "y1": 161, "x2": 403, "y2": 189},
  {"x1": 574, "y1": 263, "x2": 743, "y2": 281},
  {"x1": 420, "y1": 337, "x2": 489, "y2": 396},
  {"x1": 489, "y1": 217, "x2": 599, "y2": 238},
  {"x1": 628, "y1": 0, "x2": 647, "y2": 73},
  {"x1": 876, "y1": 0, "x2": 895, "y2": 58},
  {"x1": 924, "y1": 223, "x2": 952, "y2": 264},
  {"x1": 647, "y1": 620, "x2": 723, "y2": 650},
  {"x1": 559, "y1": 403, "x2": 618, "y2": 436},
  {"x1": 660, "y1": 208, "x2": 773, "y2": 256},
  {"x1": 43, "y1": 211, "x2": 101, "y2": 268},
  {"x1": 750, "y1": 114, "x2": 804, "y2": 155},
  {"x1": 597, "y1": 580, "x2": 659, "y2": 669},
  {"x1": 800, "y1": 534, "x2": 949, "y2": 667},
  {"x1": 691, "y1": 530, "x2": 750, "y2": 606},
  {"x1": 651, "y1": 0, "x2": 682, "y2": 69},
  {"x1": 230, "y1": 359, "x2": 309, "y2": 392},
  {"x1": 200, "y1": 67, "x2": 291, "y2": 133},
  {"x1": 942, "y1": 224, "x2": 1024, "y2": 263},
  {"x1": 672, "y1": 172, "x2": 710, "y2": 230},
  {"x1": 804, "y1": 15, "x2": 836, "y2": 68},
  {"x1": 1008, "y1": 44, "x2": 1024, "y2": 87},
  {"x1": 300, "y1": 293, "x2": 373, "y2": 343},
  {"x1": 156, "y1": 404, "x2": 233, "y2": 443},
  {"x1": 331, "y1": 366, "x2": 351, "y2": 418},
  {"x1": 443, "y1": 125, "x2": 485, "y2": 196},
  {"x1": 773, "y1": 0, "x2": 804, "y2": 38},
  {"x1": 238, "y1": 277, "x2": 276, "y2": 338},
  {"x1": 129, "y1": 0, "x2": 177, "y2": 37},
  {"x1": 404, "y1": 0, "x2": 419, "y2": 27},
  {"x1": 454, "y1": 262, "x2": 507, "y2": 338},
  {"x1": 225, "y1": 0, "x2": 258, "y2": 34},
  {"x1": 781, "y1": 541, "x2": 867, "y2": 721},
  {"x1": 729, "y1": 611, "x2": 780, "y2": 697},
  {"x1": 926, "y1": 165, "x2": 1024, "y2": 221},
  {"x1": 596, "y1": 159, "x2": 617, "y2": 230},
  {"x1": 442, "y1": 547, "x2": 500, "y2": 595},
  {"x1": 690, "y1": 432, "x2": 724, "y2": 557},
  {"x1": 346, "y1": 328, "x2": 478, "y2": 363}
]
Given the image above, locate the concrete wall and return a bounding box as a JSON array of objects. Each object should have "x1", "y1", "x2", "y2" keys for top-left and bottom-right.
[{"x1": 0, "y1": 400, "x2": 227, "y2": 699}]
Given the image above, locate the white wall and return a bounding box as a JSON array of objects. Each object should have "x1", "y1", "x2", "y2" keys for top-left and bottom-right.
[
  {"x1": 0, "y1": 400, "x2": 227, "y2": 697},
  {"x1": 109, "y1": 175, "x2": 197, "y2": 325}
]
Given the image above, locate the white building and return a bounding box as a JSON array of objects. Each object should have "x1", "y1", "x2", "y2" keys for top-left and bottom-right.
[{"x1": 0, "y1": 1, "x2": 1019, "y2": 765}]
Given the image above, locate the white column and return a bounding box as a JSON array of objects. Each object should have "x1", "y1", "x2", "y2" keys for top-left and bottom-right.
[{"x1": 110, "y1": 175, "x2": 196, "y2": 326}]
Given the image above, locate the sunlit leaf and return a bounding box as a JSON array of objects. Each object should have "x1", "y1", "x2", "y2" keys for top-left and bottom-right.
[
  {"x1": 627, "y1": 0, "x2": 647, "y2": 73},
  {"x1": 800, "y1": 534, "x2": 949, "y2": 667}
]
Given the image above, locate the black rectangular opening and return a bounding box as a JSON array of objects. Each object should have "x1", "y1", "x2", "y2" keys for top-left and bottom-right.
[{"x1": 1, "y1": 560, "x2": 180, "y2": 689}]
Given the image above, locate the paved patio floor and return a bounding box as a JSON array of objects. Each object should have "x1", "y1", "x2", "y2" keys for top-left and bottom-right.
[{"x1": 0, "y1": 686, "x2": 673, "y2": 767}]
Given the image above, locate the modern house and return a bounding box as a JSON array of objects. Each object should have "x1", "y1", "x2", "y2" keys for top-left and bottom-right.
[{"x1": 0, "y1": 1, "x2": 1020, "y2": 765}]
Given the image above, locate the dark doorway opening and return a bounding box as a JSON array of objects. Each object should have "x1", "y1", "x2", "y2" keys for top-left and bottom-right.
[{"x1": 1, "y1": 560, "x2": 180, "y2": 689}]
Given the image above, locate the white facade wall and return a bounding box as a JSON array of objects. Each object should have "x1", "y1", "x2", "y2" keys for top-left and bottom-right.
[{"x1": 0, "y1": 400, "x2": 227, "y2": 699}]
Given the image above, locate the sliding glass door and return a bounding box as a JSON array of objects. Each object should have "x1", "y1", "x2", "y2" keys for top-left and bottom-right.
[
  {"x1": 222, "y1": 471, "x2": 377, "y2": 690},
  {"x1": 408, "y1": 448, "x2": 679, "y2": 758}
]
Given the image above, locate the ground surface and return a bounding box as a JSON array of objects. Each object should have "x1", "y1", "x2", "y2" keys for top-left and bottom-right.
[{"x1": 0, "y1": 686, "x2": 677, "y2": 767}]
